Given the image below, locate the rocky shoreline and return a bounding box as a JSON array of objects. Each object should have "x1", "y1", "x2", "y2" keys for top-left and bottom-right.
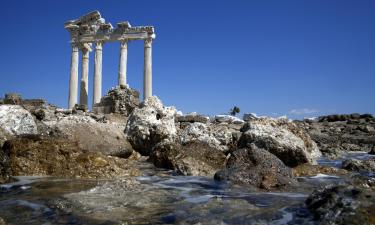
[{"x1": 1, "y1": 88, "x2": 375, "y2": 224}]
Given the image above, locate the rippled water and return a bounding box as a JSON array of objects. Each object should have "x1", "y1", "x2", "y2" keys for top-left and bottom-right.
[{"x1": 0, "y1": 152, "x2": 373, "y2": 225}]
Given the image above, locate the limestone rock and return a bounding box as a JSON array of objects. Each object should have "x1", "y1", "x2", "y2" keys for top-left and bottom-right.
[
  {"x1": 214, "y1": 145, "x2": 294, "y2": 190},
  {"x1": 0, "y1": 105, "x2": 38, "y2": 146},
  {"x1": 215, "y1": 115, "x2": 244, "y2": 124},
  {"x1": 93, "y1": 86, "x2": 140, "y2": 116},
  {"x1": 149, "y1": 140, "x2": 226, "y2": 176},
  {"x1": 0, "y1": 135, "x2": 139, "y2": 180},
  {"x1": 125, "y1": 96, "x2": 177, "y2": 155},
  {"x1": 42, "y1": 114, "x2": 133, "y2": 158},
  {"x1": 306, "y1": 185, "x2": 375, "y2": 225},
  {"x1": 239, "y1": 118, "x2": 321, "y2": 167},
  {"x1": 176, "y1": 114, "x2": 209, "y2": 123}
]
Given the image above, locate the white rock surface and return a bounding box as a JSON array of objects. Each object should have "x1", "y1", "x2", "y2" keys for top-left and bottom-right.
[
  {"x1": 240, "y1": 118, "x2": 321, "y2": 167},
  {"x1": 125, "y1": 96, "x2": 177, "y2": 155},
  {"x1": 0, "y1": 105, "x2": 37, "y2": 136},
  {"x1": 215, "y1": 115, "x2": 244, "y2": 124}
]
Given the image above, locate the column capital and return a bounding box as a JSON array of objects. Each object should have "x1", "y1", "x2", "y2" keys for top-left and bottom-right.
[
  {"x1": 96, "y1": 41, "x2": 104, "y2": 50},
  {"x1": 144, "y1": 38, "x2": 153, "y2": 48},
  {"x1": 120, "y1": 40, "x2": 128, "y2": 49}
]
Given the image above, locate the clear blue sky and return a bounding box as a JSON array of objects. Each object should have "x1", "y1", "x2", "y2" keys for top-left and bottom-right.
[{"x1": 0, "y1": 0, "x2": 374, "y2": 118}]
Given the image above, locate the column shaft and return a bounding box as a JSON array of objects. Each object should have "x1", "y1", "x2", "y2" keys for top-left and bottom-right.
[
  {"x1": 118, "y1": 41, "x2": 128, "y2": 86},
  {"x1": 68, "y1": 44, "x2": 79, "y2": 109},
  {"x1": 93, "y1": 42, "x2": 103, "y2": 105},
  {"x1": 80, "y1": 47, "x2": 90, "y2": 106},
  {"x1": 143, "y1": 38, "x2": 152, "y2": 100}
]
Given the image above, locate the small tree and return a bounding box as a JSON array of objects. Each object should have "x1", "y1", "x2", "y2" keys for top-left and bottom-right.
[{"x1": 230, "y1": 106, "x2": 240, "y2": 116}]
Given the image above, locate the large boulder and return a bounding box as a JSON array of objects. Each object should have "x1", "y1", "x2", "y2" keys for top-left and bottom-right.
[
  {"x1": 239, "y1": 118, "x2": 321, "y2": 167},
  {"x1": 41, "y1": 114, "x2": 133, "y2": 158},
  {"x1": 0, "y1": 135, "x2": 140, "y2": 181},
  {"x1": 0, "y1": 105, "x2": 38, "y2": 146},
  {"x1": 149, "y1": 140, "x2": 226, "y2": 176},
  {"x1": 125, "y1": 96, "x2": 177, "y2": 155},
  {"x1": 306, "y1": 185, "x2": 375, "y2": 225},
  {"x1": 214, "y1": 144, "x2": 294, "y2": 190},
  {"x1": 92, "y1": 86, "x2": 140, "y2": 116}
]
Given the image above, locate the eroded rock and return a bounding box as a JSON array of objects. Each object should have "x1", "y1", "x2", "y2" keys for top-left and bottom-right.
[
  {"x1": 214, "y1": 145, "x2": 294, "y2": 190},
  {"x1": 125, "y1": 96, "x2": 177, "y2": 155},
  {"x1": 239, "y1": 118, "x2": 321, "y2": 167}
]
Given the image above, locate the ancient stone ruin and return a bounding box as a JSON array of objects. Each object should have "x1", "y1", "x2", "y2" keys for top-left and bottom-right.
[{"x1": 65, "y1": 11, "x2": 155, "y2": 109}]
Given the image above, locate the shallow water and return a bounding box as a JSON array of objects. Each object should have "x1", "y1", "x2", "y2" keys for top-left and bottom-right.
[{"x1": 0, "y1": 152, "x2": 373, "y2": 225}]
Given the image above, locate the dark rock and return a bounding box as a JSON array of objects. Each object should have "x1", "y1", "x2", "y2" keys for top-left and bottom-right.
[
  {"x1": 292, "y1": 164, "x2": 348, "y2": 177},
  {"x1": 176, "y1": 114, "x2": 209, "y2": 123},
  {"x1": 306, "y1": 185, "x2": 375, "y2": 225},
  {"x1": 93, "y1": 86, "x2": 140, "y2": 116},
  {"x1": 149, "y1": 141, "x2": 226, "y2": 176},
  {"x1": 0, "y1": 136, "x2": 140, "y2": 180},
  {"x1": 369, "y1": 146, "x2": 375, "y2": 155},
  {"x1": 342, "y1": 158, "x2": 375, "y2": 172},
  {"x1": 214, "y1": 145, "x2": 294, "y2": 190}
]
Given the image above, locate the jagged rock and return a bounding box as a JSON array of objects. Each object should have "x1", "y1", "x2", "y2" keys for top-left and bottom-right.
[
  {"x1": 214, "y1": 144, "x2": 294, "y2": 190},
  {"x1": 93, "y1": 86, "x2": 140, "y2": 116},
  {"x1": 178, "y1": 122, "x2": 224, "y2": 151},
  {"x1": 215, "y1": 115, "x2": 244, "y2": 124},
  {"x1": 0, "y1": 135, "x2": 140, "y2": 180},
  {"x1": 306, "y1": 185, "x2": 375, "y2": 225},
  {"x1": 342, "y1": 158, "x2": 375, "y2": 172},
  {"x1": 243, "y1": 113, "x2": 258, "y2": 121},
  {"x1": 125, "y1": 96, "x2": 177, "y2": 156},
  {"x1": 149, "y1": 140, "x2": 226, "y2": 176},
  {"x1": 176, "y1": 114, "x2": 209, "y2": 123},
  {"x1": 238, "y1": 118, "x2": 321, "y2": 167},
  {"x1": 0, "y1": 105, "x2": 38, "y2": 146}
]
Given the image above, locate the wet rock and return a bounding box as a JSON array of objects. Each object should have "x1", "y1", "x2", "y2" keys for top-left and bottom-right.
[
  {"x1": 92, "y1": 86, "x2": 140, "y2": 116},
  {"x1": 342, "y1": 158, "x2": 375, "y2": 172},
  {"x1": 214, "y1": 145, "x2": 294, "y2": 190},
  {"x1": 239, "y1": 118, "x2": 321, "y2": 167},
  {"x1": 0, "y1": 217, "x2": 5, "y2": 225},
  {"x1": 125, "y1": 96, "x2": 177, "y2": 155},
  {"x1": 149, "y1": 141, "x2": 226, "y2": 176},
  {"x1": 292, "y1": 164, "x2": 348, "y2": 177},
  {"x1": 306, "y1": 185, "x2": 375, "y2": 225},
  {"x1": 0, "y1": 136, "x2": 139, "y2": 180},
  {"x1": 369, "y1": 146, "x2": 375, "y2": 155},
  {"x1": 176, "y1": 114, "x2": 209, "y2": 123}
]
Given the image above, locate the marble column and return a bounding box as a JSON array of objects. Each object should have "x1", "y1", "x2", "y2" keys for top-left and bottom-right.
[
  {"x1": 118, "y1": 40, "x2": 128, "y2": 87},
  {"x1": 143, "y1": 38, "x2": 152, "y2": 100},
  {"x1": 93, "y1": 42, "x2": 103, "y2": 105},
  {"x1": 80, "y1": 46, "x2": 90, "y2": 106},
  {"x1": 68, "y1": 44, "x2": 79, "y2": 109}
]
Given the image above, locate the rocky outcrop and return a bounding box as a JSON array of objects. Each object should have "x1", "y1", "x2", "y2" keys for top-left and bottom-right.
[
  {"x1": 239, "y1": 118, "x2": 321, "y2": 167},
  {"x1": 176, "y1": 113, "x2": 209, "y2": 123},
  {"x1": 0, "y1": 105, "x2": 38, "y2": 146},
  {"x1": 0, "y1": 135, "x2": 140, "y2": 181},
  {"x1": 92, "y1": 86, "x2": 140, "y2": 116},
  {"x1": 149, "y1": 141, "x2": 226, "y2": 176},
  {"x1": 214, "y1": 144, "x2": 294, "y2": 190},
  {"x1": 306, "y1": 185, "x2": 375, "y2": 225},
  {"x1": 214, "y1": 115, "x2": 244, "y2": 124},
  {"x1": 41, "y1": 114, "x2": 134, "y2": 158},
  {"x1": 342, "y1": 158, "x2": 375, "y2": 173},
  {"x1": 296, "y1": 114, "x2": 375, "y2": 158},
  {"x1": 125, "y1": 96, "x2": 177, "y2": 156}
]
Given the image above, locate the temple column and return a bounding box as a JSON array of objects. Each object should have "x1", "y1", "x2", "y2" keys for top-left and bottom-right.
[
  {"x1": 118, "y1": 40, "x2": 128, "y2": 87},
  {"x1": 80, "y1": 45, "x2": 90, "y2": 106},
  {"x1": 68, "y1": 44, "x2": 79, "y2": 109},
  {"x1": 93, "y1": 41, "x2": 103, "y2": 105},
  {"x1": 143, "y1": 38, "x2": 152, "y2": 100}
]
